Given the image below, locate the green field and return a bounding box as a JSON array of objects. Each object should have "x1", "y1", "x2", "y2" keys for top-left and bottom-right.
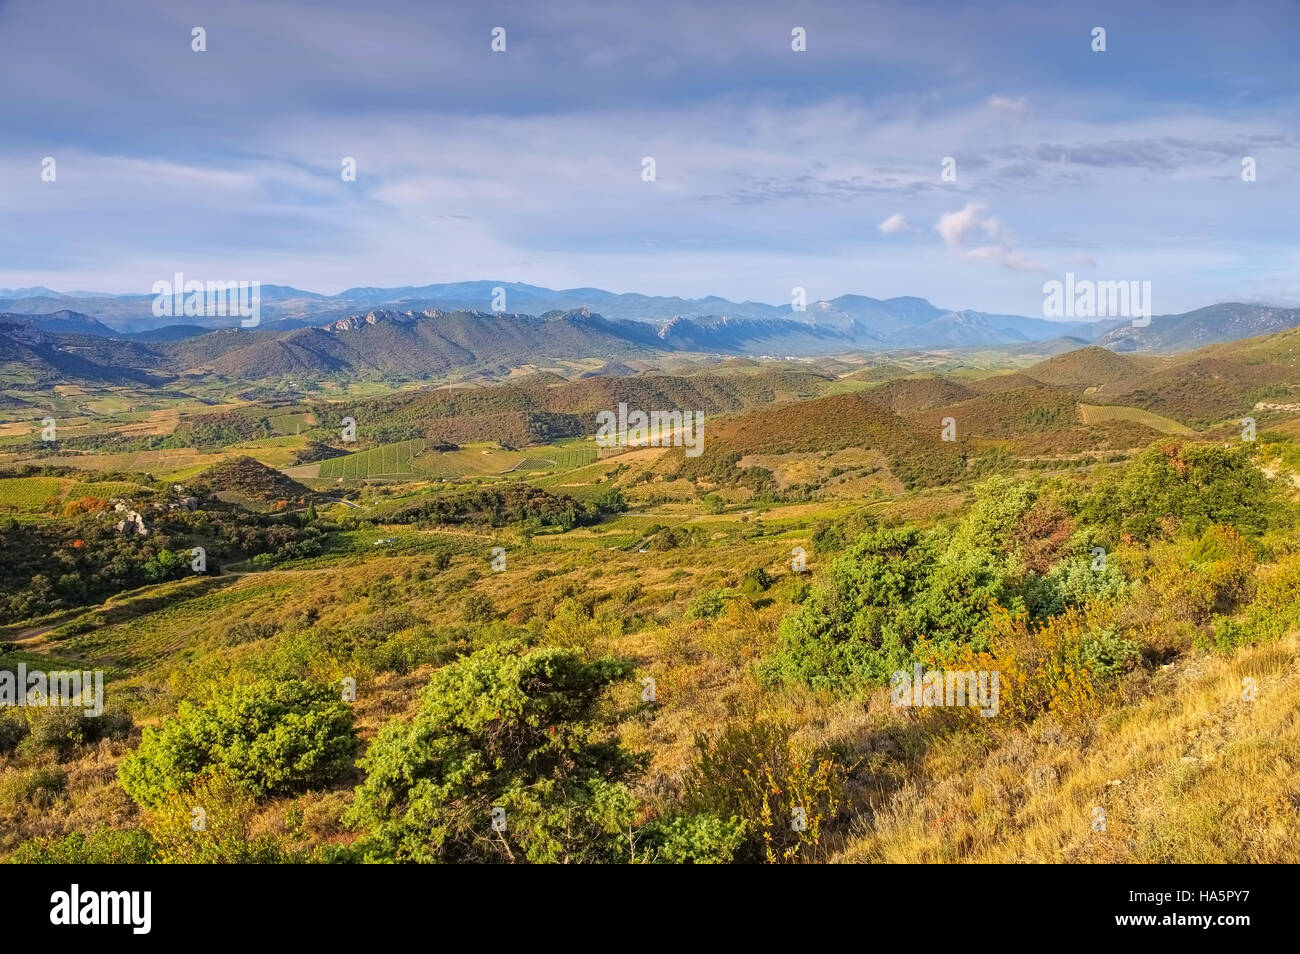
[
  {"x1": 267, "y1": 411, "x2": 315, "y2": 435},
  {"x1": 318, "y1": 439, "x2": 427, "y2": 479},
  {"x1": 66, "y1": 481, "x2": 152, "y2": 500},
  {"x1": 1079, "y1": 403, "x2": 1193, "y2": 435},
  {"x1": 0, "y1": 476, "x2": 67, "y2": 511}
]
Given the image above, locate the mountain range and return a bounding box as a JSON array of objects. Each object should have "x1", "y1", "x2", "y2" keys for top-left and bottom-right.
[
  {"x1": 0, "y1": 281, "x2": 1111, "y2": 344},
  {"x1": 2, "y1": 287, "x2": 1298, "y2": 389}
]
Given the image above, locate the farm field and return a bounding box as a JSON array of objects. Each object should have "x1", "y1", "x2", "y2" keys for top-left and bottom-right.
[
  {"x1": 318, "y1": 439, "x2": 428, "y2": 479},
  {"x1": 0, "y1": 476, "x2": 69, "y2": 511},
  {"x1": 1079, "y1": 403, "x2": 1193, "y2": 434}
]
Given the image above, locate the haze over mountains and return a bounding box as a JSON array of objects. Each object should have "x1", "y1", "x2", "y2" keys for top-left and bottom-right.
[
  {"x1": 2, "y1": 282, "x2": 1299, "y2": 388},
  {"x1": 2, "y1": 280, "x2": 1115, "y2": 345}
]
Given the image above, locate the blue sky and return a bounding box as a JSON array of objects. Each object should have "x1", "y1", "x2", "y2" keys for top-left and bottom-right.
[{"x1": 1, "y1": 0, "x2": 1297, "y2": 315}]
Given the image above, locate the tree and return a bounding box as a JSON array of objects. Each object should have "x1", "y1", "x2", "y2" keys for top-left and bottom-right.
[{"x1": 347, "y1": 641, "x2": 642, "y2": 863}]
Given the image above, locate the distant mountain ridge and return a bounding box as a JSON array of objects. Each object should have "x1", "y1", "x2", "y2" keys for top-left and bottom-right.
[
  {"x1": 1, "y1": 295, "x2": 1298, "y2": 387},
  {"x1": 1096, "y1": 303, "x2": 1300, "y2": 352},
  {"x1": 0, "y1": 280, "x2": 1106, "y2": 346}
]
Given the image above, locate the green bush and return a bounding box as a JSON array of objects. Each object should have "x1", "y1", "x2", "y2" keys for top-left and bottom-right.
[
  {"x1": 1078, "y1": 625, "x2": 1143, "y2": 678},
  {"x1": 19, "y1": 706, "x2": 131, "y2": 759},
  {"x1": 7, "y1": 827, "x2": 157, "y2": 864},
  {"x1": 460, "y1": 591, "x2": 498, "y2": 623},
  {"x1": 642, "y1": 814, "x2": 747, "y2": 864},
  {"x1": 347, "y1": 641, "x2": 642, "y2": 863},
  {"x1": 688, "y1": 588, "x2": 730, "y2": 620},
  {"x1": 0, "y1": 766, "x2": 66, "y2": 808},
  {"x1": 683, "y1": 717, "x2": 843, "y2": 863},
  {"x1": 1080, "y1": 441, "x2": 1273, "y2": 542},
  {"x1": 739, "y1": 566, "x2": 773, "y2": 595},
  {"x1": 118, "y1": 679, "x2": 356, "y2": 808},
  {"x1": 0, "y1": 710, "x2": 28, "y2": 754},
  {"x1": 762, "y1": 524, "x2": 1006, "y2": 691}
]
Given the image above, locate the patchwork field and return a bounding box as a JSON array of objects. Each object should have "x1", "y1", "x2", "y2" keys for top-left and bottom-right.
[{"x1": 1079, "y1": 403, "x2": 1194, "y2": 435}]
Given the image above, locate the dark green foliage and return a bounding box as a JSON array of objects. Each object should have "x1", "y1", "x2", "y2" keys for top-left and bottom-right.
[
  {"x1": 347, "y1": 641, "x2": 642, "y2": 863},
  {"x1": 0, "y1": 514, "x2": 193, "y2": 623},
  {"x1": 293, "y1": 440, "x2": 349, "y2": 464},
  {"x1": 118, "y1": 679, "x2": 356, "y2": 808},
  {"x1": 0, "y1": 488, "x2": 326, "y2": 623},
  {"x1": 382, "y1": 483, "x2": 594, "y2": 531},
  {"x1": 460, "y1": 591, "x2": 498, "y2": 623},
  {"x1": 17, "y1": 705, "x2": 132, "y2": 759},
  {"x1": 639, "y1": 814, "x2": 747, "y2": 864},
  {"x1": 195, "y1": 455, "x2": 315, "y2": 504},
  {"x1": 762, "y1": 525, "x2": 995, "y2": 691},
  {"x1": 590, "y1": 486, "x2": 628, "y2": 514},
  {"x1": 688, "y1": 588, "x2": 730, "y2": 619},
  {"x1": 1079, "y1": 441, "x2": 1273, "y2": 542}
]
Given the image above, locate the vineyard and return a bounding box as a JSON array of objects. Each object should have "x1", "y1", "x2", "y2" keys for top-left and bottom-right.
[
  {"x1": 0, "y1": 477, "x2": 67, "y2": 511},
  {"x1": 66, "y1": 481, "x2": 152, "y2": 500},
  {"x1": 1078, "y1": 403, "x2": 1193, "y2": 435},
  {"x1": 317, "y1": 439, "x2": 426, "y2": 479}
]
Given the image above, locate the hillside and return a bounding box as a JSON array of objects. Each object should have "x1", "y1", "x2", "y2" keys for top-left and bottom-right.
[
  {"x1": 1097, "y1": 303, "x2": 1300, "y2": 353},
  {"x1": 1021, "y1": 346, "x2": 1151, "y2": 393},
  {"x1": 196, "y1": 455, "x2": 316, "y2": 505},
  {"x1": 4, "y1": 328, "x2": 1300, "y2": 873},
  {"x1": 0, "y1": 320, "x2": 164, "y2": 386},
  {"x1": 862, "y1": 375, "x2": 977, "y2": 412},
  {"x1": 676, "y1": 390, "x2": 965, "y2": 488},
  {"x1": 1096, "y1": 326, "x2": 1300, "y2": 425},
  {"x1": 317, "y1": 367, "x2": 835, "y2": 447}
]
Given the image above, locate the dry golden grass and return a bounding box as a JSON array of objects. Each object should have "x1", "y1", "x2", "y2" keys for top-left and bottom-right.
[{"x1": 837, "y1": 633, "x2": 1300, "y2": 863}]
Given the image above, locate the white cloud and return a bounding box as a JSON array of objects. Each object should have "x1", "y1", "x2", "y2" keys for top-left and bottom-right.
[
  {"x1": 936, "y1": 203, "x2": 1043, "y2": 271},
  {"x1": 936, "y1": 203, "x2": 988, "y2": 246},
  {"x1": 878, "y1": 213, "x2": 907, "y2": 234}
]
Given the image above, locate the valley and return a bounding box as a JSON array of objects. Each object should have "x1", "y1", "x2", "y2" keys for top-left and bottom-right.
[{"x1": 3, "y1": 326, "x2": 1300, "y2": 863}]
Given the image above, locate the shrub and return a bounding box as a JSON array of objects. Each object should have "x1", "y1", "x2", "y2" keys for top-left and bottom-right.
[
  {"x1": 763, "y1": 524, "x2": 1006, "y2": 692},
  {"x1": 683, "y1": 716, "x2": 843, "y2": 864},
  {"x1": 347, "y1": 642, "x2": 641, "y2": 863},
  {"x1": 739, "y1": 566, "x2": 773, "y2": 595},
  {"x1": 1137, "y1": 526, "x2": 1257, "y2": 626},
  {"x1": 144, "y1": 771, "x2": 293, "y2": 864},
  {"x1": 0, "y1": 766, "x2": 66, "y2": 809},
  {"x1": 118, "y1": 679, "x2": 356, "y2": 808},
  {"x1": 940, "y1": 604, "x2": 1139, "y2": 725},
  {"x1": 7, "y1": 827, "x2": 157, "y2": 864},
  {"x1": 460, "y1": 591, "x2": 498, "y2": 623},
  {"x1": 688, "y1": 588, "x2": 730, "y2": 620},
  {"x1": 641, "y1": 814, "x2": 747, "y2": 864},
  {"x1": 0, "y1": 710, "x2": 29, "y2": 754},
  {"x1": 1025, "y1": 547, "x2": 1128, "y2": 617},
  {"x1": 700, "y1": 494, "x2": 726, "y2": 515},
  {"x1": 19, "y1": 706, "x2": 132, "y2": 759},
  {"x1": 1202, "y1": 551, "x2": 1300, "y2": 652},
  {"x1": 1080, "y1": 441, "x2": 1273, "y2": 542},
  {"x1": 591, "y1": 487, "x2": 629, "y2": 514}
]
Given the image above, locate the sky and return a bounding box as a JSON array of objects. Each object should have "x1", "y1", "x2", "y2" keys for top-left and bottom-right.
[{"x1": 1, "y1": 0, "x2": 1298, "y2": 316}]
